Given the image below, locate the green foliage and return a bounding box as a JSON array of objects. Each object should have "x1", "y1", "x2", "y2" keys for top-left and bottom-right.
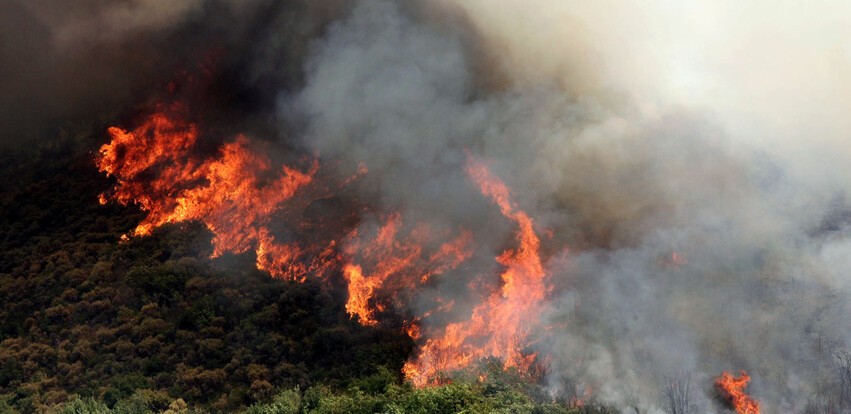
[
  {"x1": 104, "y1": 373, "x2": 152, "y2": 407},
  {"x1": 60, "y1": 397, "x2": 112, "y2": 414},
  {"x1": 0, "y1": 398, "x2": 13, "y2": 413},
  {"x1": 59, "y1": 393, "x2": 200, "y2": 414},
  {"x1": 0, "y1": 357, "x2": 21, "y2": 387},
  {"x1": 244, "y1": 388, "x2": 301, "y2": 414},
  {"x1": 347, "y1": 366, "x2": 396, "y2": 395},
  {"x1": 0, "y1": 128, "x2": 619, "y2": 414},
  {"x1": 239, "y1": 370, "x2": 597, "y2": 414},
  {"x1": 113, "y1": 389, "x2": 172, "y2": 414},
  {"x1": 0, "y1": 134, "x2": 413, "y2": 412},
  {"x1": 397, "y1": 382, "x2": 482, "y2": 414}
]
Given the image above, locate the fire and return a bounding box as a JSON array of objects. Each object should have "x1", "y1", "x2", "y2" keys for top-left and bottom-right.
[
  {"x1": 402, "y1": 158, "x2": 550, "y2": 386},
  {"x1": 715, "y1": 371, "x2": 760, "y2": 414},
  {"x1": 96, "y1": 105, "x2": 322, "y2": 281},
  {"x1": 342, "y1": 214, "x2": 473, "y2": 326},
  {"x1": 98, "y1": 103, "x2": 553, "y2": 388}
]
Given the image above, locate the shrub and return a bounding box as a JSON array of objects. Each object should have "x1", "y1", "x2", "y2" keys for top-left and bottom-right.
[
  {"x1": 244, "y1": 388, "x2": 302, "y2": 414},
  {"x1": 60, "y1": 397, "x2": 112, "y2": 414}
]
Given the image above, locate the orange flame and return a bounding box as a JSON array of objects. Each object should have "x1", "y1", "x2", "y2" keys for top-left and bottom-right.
[
  {"x1": 96, "y1": 106, "x2": 321, "y2": 280},
  {"x1": 342, "y1": 214, "x2": 473, "y2": 326},
  {"x1": 402, "y1": 158, "x2": 550, "y2": 386},
  {"x1": 715, "y1": 371, "x2": 760, "y2": 414},
  {"x1": 98, "y1": 104, "x2": 557, "y2": 387}
]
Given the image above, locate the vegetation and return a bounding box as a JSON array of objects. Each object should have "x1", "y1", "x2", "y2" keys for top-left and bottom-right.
[
  {"x1": 0, "y1": 130, "x2": 610, "y2": 413},
  {"x1": 52, "y1": 365, "x2": 611, "y2": 414}
]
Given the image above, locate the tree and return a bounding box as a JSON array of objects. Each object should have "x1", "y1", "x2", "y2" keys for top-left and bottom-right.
[{"x1": 665, "y1": 372, "x2": 691, "y2": 414}]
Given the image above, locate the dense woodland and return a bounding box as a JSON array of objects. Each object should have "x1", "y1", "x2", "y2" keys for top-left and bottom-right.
[{"x1": 0, "y1": 128, "x2": 611, "y2": 413}]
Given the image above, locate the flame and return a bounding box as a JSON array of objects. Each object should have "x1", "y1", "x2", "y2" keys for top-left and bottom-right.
[
  {"x1": 715, "y1": 371, "x2": 760, "y2": 414},
  {"x1": 98, "y1": 104, "x2": 556, "y2": 388},
  {"x1": 342, "y1": 214, "x2": 473, "y2": 326},
  {"x1": 402, "y1": 158, "x2": 550, "y2": 386},
  {"x1": 405, "y1": 323, "x2": 422, "y2": 341},
  {"x1": 96, "y1": 106, "x2": 322, "y2": 280}
]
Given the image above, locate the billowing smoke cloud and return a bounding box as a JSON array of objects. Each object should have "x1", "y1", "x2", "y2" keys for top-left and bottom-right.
[
  {"x1": 283, "y1": 0, "x2": 851, "y2": 412},
  {"x1": 11, "y1": 0, "x2": 851, "y2": 411}
]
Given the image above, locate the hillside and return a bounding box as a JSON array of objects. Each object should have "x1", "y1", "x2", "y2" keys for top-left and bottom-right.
[
  {"x1": 7, "y1": 0, "x2": 851, "y2": 413},
  {"x1": 0, "y1": 131, "x2": 603, "y2": 413}
]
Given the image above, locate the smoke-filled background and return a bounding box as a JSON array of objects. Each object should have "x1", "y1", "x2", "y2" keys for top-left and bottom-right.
[{"x1": 6, "y1": 0, "x2": 851, "y2": 412}]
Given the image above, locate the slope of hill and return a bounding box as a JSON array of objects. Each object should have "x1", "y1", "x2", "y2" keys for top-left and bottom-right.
[{"x1": 0, "y1": 130, "x2": 603, "y2": 414}]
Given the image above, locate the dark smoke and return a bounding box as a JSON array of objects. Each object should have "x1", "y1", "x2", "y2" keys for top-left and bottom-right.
[{"x1": 0, "y1": 0, "x2": 351, "y2": 148}]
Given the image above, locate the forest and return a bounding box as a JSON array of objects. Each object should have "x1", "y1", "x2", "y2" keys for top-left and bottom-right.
[
  {"x1": 0, "y1": 133, "x2": 610, "y2": 413},
  {"x1": 5, "y1": 0, "x2": 851, "y2": 413}
]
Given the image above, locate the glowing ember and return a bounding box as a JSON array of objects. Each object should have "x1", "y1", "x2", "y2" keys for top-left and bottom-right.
[
  {"x1": 96, "y1": 105, "x2": 320, "y2": 280},
  {"x1": 715, "y1": 371, "x2": 760, "y2": 414},
  {"x1": 402, "y1": 157, "x2": 550, "y2": 386}
]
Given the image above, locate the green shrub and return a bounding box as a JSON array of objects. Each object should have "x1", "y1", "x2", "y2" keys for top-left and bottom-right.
[
  {"x1": 244, "y1": 388, "x2": 302, "y2": 414},
  {"x1": 113, "y1": 389, "x2": 171, "y2": 414},
  {"x1": 60, "y1": 397, "x2": 112, "y2": 414}
]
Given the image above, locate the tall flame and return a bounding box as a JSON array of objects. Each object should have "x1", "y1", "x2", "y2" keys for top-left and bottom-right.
[
  {"x1": 96, "y1": 105, "x2": 321, "y2": 280},
  {"x1": 342, "y1": 213, "x2": 473, "y2": 326},
  {"x1": 715, "y1": 371, "x2": 760, "y2": 414},
  {"x1": 98, "y1": 105, "x2": 554, "y2": 388},
  {"x1": 402, "y1": 158, "x2": 550, "y2": 386}
]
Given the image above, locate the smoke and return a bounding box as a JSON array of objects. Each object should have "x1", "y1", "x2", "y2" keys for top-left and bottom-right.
[
  {"x1": 283, "y1": 0, "x2": 851, "y2": 412},
  {"x1": 0, "y1": 0, "x2": 351, "y2": 147},
  {"x1": 10, "y1": 0, "x2": 851, "y2": 411}
]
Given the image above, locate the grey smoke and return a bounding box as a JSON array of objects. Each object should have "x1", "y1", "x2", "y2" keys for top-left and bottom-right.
[
  {"x1": 7, "y1": 0, "x2": 851, "y2": 411},
  {"x1": 285, "y1": 0, "x2": 851, "y2": 412}
]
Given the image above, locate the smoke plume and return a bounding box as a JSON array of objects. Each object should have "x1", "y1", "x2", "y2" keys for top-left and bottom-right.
[
  {"x1": 284, "y1": 1, "x2": 851, "y2": 412},
  {"x1": 12, "y1": 0, "x2": 851, "y2": 412}
]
